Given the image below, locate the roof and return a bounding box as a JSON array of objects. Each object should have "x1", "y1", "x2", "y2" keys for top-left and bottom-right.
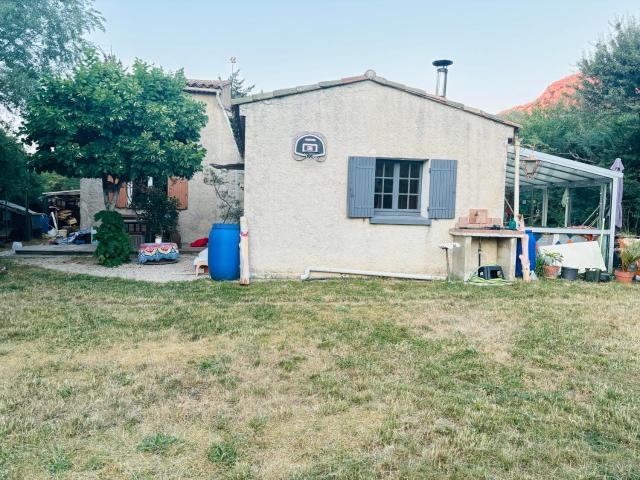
[
  {"x1": 184, "y1": 79, "x2": 230, "y2": 94},
  {"x1": 42, "y1": 189, "x2": 80, "y2": 196},
  {"x1": 505, "y1": 146, "x2": 622, "y2": 190},
  {"x1": 232, "y1": 69, "x2": 520, "y2": 129},
  {"x1": 0, "y1": 200, "x2": 42, "y2": 215}
]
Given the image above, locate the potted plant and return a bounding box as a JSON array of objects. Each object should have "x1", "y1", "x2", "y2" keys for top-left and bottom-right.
[
  {"x1": 615, "y1": 241, "x2": 640, "y2": 283},
  {"x1": 540, "y1": 251, "x2": 563, "y2": 279}
]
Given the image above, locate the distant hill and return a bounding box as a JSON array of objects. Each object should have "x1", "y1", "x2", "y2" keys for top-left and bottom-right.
[{"x1": 500, "y1": 74, "x2": 582, "y2": 120}]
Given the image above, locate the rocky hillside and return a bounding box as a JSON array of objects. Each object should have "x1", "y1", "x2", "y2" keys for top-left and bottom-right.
[{"x1": 500, "y1": 73, "x2": 582, "y2": 116}]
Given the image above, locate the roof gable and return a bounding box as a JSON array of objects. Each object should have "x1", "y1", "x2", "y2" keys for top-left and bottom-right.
[{"x1": 233, "y1": 70, "x2": 519, "y2": 129}]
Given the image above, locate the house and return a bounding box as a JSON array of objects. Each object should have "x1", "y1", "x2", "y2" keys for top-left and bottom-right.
[
  {"x1": 79, "y1": 79, "x2": 243, "y2": 244},
  {"x1": 234, "y1": 69, "x2": 519, "y2": 278}
]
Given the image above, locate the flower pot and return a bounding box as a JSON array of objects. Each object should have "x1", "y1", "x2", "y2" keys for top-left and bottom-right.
[
  {"x1": 543, "y1": 265, "x2": 560, "y2": 279},
  {"x1": 561, "y1": 266, "x2": 578, "y2": 281},
  {"x1": 614, "y1": 269, "x2": 635, "y2": 283},
  {"x1": 585, "y1": 268, "x2": 601, "y2": 282}
]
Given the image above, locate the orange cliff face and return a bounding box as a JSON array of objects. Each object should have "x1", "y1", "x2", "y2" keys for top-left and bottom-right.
[{"x1": 500, "y1": 74, "x2": 582, "y2": 115}]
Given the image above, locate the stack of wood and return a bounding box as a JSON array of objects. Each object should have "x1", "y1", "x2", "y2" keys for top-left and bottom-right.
[{"x1": 56, "y1": 209, "x2": 78, "y2": 231}]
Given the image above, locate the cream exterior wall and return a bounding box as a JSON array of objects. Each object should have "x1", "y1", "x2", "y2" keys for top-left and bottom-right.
[
  {"x1": 80, "y1": 91, "x2": 242, "y2": 243},
  {"x1": 177, "y1": 92, "x2": 243, "y2": 243},
  {"x1": 240, "y1": 81, "x2": 515, "y2": 277}
]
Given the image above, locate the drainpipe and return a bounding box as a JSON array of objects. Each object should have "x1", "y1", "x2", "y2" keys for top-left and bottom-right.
[
  {"x1": 513, "y1": 135, "x2": 521, "y2": 219},
  {"x1": 301, "y1": 266, "x2": 445, "y2": 281}
]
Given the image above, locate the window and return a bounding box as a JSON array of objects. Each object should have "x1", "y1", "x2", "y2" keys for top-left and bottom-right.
[
  {"x1": 374, "y1": 159, "x2": 422, "y2": 214},
  {"x1": 347, "y1": 156, "x2": 457, "y2": 225},
  {"x1": 111, "y1": 177, "x2": 188, "y2": 210}
]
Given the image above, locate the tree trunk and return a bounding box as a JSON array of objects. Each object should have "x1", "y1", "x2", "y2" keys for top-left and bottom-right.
[{"x1": 102, "y1": 177, "x2": 121, "y2": 211}]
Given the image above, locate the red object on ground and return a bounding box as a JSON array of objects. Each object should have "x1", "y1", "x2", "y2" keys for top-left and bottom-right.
[{"x1": 190, "y1": 237, "x2": 208, "y2": 247}]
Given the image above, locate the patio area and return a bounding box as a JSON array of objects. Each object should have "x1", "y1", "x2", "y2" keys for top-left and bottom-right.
[{"x1": 506, "y1": 146, "x2": 623, "y2": 271}]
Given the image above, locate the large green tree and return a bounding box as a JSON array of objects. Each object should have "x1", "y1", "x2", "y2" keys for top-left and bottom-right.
[
  {"x1": 22, "y1": 52, "x2": 208, "y2": 210},
  {"x1": 0, "y1": 130, "x2": 41, "y2": 205},
  {"x1": 0, "y1": 0, "x2": 104, "y2": 112},
  {"x1": 515, "y1": 17, "x2": 640, "y2": 231}
]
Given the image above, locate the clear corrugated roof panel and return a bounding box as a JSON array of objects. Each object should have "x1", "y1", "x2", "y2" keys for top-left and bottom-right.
[{"x1": 505, "y1": 147, "x2": 621, "y2": 188}]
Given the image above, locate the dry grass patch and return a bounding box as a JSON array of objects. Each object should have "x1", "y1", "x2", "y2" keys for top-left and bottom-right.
[{"x1": 1, "y1": 261, "x2": 640, "y2": 479}]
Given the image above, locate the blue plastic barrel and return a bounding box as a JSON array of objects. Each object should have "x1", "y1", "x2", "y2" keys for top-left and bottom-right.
[
  {"x1": 208, "y1": 223, "x2": 240, "y2": 280},
  {"x1": 516, "y1": 229, "x2": 537, "y2": 277}
]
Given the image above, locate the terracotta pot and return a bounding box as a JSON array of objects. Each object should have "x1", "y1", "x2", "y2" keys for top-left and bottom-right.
[
  {"x1": 615, "y1": 269, "x2": 635, "y2": 283},
  {"x1": 543, "y1": 265, "x2": 560, "y2": 279}
]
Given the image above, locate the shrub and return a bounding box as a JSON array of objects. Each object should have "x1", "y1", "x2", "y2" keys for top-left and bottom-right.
[
  {"x1": 94, "y1": 210, "x2": 130, "y2": 267},
  {"x1": 130, "y1": 185, "x2": 179, "y2": 242},
  {"x1": 620, "y1": 241, "x2": 640, "y2": 271}
]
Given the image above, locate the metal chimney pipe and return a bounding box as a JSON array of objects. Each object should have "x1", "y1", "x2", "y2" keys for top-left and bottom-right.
[{"x1": 432, "y1": 59, "x2": 453, "y2": 97}]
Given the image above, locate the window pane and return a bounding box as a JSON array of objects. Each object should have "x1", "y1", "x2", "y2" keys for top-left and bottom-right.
[
  {"x1": 383, "y1": 161, "x2": 394, "y2": 177},
  {"x1": 374, "y1": 160, "x2": 423, "y2": 212}
]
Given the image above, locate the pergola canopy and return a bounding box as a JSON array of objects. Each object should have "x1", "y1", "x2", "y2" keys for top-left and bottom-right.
[
  {"x1": 506, "y1": 147, "x2": 622, "y2": 190},
  {"x1": 505, "y1": 146, "x2": 623, "y2": 272}
]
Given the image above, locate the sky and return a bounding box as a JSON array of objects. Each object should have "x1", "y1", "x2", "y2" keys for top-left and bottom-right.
[{"x1": 91, "y1": 0, "x2": 639, "y2": 113}]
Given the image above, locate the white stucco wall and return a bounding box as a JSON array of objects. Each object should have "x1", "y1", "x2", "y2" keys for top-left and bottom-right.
[
  {"x1": 240, "y1": 81, "x2": 515, "y2": 277},
  {"x1": 80, "y1": 91, "x2": 242, "y2": 243},
  {"x1": 177, "y1": 92, "x2": 243, "y2": 243}
]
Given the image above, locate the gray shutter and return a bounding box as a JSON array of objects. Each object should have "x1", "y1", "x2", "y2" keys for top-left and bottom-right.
[
  {"x1": 347, "y1": 156, "x2": 375, "y2": 218},
  {"x1": 428, "y1": 159, "x2": 457, "y2": 219}
]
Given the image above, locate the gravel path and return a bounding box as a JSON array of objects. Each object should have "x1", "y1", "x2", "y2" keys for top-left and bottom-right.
[{"x1": 8, "y1": 252, "x2": 204, "y2": 283}]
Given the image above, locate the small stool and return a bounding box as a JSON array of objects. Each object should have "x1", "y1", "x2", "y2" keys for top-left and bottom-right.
[{"x1": 194, "y1": 260, "x2": 208, "y2": 278}]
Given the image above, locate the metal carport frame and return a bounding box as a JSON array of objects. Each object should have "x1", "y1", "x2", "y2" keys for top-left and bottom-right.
[{"x1": 505, "y1": 146, "x2": 623, "y2": 271}]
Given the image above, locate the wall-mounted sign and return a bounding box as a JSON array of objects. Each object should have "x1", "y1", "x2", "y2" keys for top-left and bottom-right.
[{"x1": 292, "y1": 132, "x2": 327, "y2": 162}]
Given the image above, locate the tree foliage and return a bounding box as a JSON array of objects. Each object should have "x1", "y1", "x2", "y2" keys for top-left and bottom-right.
[
  {"x1": 0, "y1": 129, "x2": 28, "y2": 199},
  {"x1": 22, "y1": 52, "x2": 208, "y2": 209},
  {"x1": 0, "y1": 129, "x2": 42, "y2": 214},
  {"x1": 0, "y1": 0, "x2": 104, "y2": 112},
  {"x1": 515, "y1": 17, "x2": 640, "y2": 231},
  {"x1": 220, "y1": 69, "x2": 254, "y2": 99}
]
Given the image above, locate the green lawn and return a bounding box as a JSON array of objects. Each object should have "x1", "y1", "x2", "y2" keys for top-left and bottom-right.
[{"x1": 1, "y1": 261, "x2": 639, "y2": 479}]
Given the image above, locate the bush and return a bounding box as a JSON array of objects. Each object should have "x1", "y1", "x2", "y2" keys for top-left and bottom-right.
[
  {"x1": 93, "y1": 210, "x2": 130, "y2": 267},
  {"x1": 130, "y1": 186, "x2": 179, "y2": 242}
]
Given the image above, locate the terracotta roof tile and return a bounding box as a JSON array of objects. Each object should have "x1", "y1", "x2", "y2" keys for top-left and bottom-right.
[{"x1": 185, "y1": 79, "x2": 229, "y2": 89}]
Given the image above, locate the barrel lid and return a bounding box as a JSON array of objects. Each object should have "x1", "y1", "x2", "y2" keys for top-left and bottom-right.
[{"x1": 212, "y1": 223, "x2": 240, "y2": 230}]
